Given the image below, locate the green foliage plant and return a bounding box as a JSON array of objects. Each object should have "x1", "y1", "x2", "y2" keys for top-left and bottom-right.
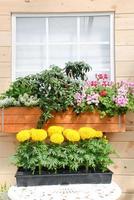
[
  {"x1": 2, "y1": 62, "x2": 91, "y2": 128},
  {"x1": 65, "y1": 61, "x2": 92, "y2": 80},
  {"x1": 12, "y1": 138, "x2": 114, "y2": 174},
  {"x1": 0, "y1": 61, "x2": 134, "y2": 127}
]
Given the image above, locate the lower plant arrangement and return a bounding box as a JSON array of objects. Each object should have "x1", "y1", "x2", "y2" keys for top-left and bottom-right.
[{"x1": 11, "y1": 126, "x2": 115, "y2": 186}]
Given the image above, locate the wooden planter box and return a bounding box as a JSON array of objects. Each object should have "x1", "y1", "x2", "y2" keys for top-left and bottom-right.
[
  {"x1": 0, "y1": 107, "x2": 126, "y2": 133},
  {"x1": 0, "y1": 107, "x2": 42, "y2": 133}
]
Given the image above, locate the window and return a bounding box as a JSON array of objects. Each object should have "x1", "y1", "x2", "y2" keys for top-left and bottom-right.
[{"x1": 12, "y1": 13, "x2": 114, "y2": 80}]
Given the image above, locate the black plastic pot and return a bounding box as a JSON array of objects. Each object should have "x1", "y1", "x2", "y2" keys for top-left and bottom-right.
[{"x1": 15, "y1": 168, "x2": 113, "y2": 186}]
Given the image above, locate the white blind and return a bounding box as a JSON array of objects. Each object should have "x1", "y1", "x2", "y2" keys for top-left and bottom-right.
[{"x1": 15, "y1": 14, "x2": 113, "y2": 79}]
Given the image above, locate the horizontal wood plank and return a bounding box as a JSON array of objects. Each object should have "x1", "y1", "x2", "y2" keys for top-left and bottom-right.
[
  {"x1": 116, "y1": 77, "x2": 134, "y2": 82},
  {"x1": 126, "y1": 112, "x2": 134, "y2": 127},
  {"x1": 0, "y1": 135, "x2": 16, "y2": 142},
  {"x1": 115, "y1": 30, "x2": 134, "y2": 45},
  {"x1": 0, "y1": 15, "x2": 10, "y2": 31},
  {"x1": 48, "y1": 113, "x2": 126, "y2": 124},
  {"x1": 0, "y1": 63, "x2": 11, "y2": 77},
  {"x1": 106, "y1": 131, "x2": 134, "y2": 142},
  {"x1": 0, "y1": 78, "x2": 11, "y2": 93},
  {"x1": 0, "y1": 0, "x2": 116, "y2": 13},
  {"x1": 2, "y1": 115, "x2": 40, "y2": 124},
  {"x1": 3, "y1": 107, "x2": 41, "y2": 115},
  {"x1": 0, "y1": 31, "x2": 11, "y2": 46},
  {"x1": 0, "y1": 47, "x2": 11, "y2": 62},
  {"x1": 126, "y1": 126, "x2": 134, "y2": 131},
  {"x1": 110, "y1": 158, "x2": 134, "y2": 175},
  {"x1": 0, "y1": 174, "x2": 16, "y2": 185},
  {"x1": 116, "y1": 13, "x2": 134, "y2": 18},
  {"x1": 0, "y1": 141, "x2": 16, "y2": 157},
  {"x1": 115, "y1": 14, "x2": 134, "y2": 30},
  {"x1": 115, "y1": 46, "x2": 134, "y2": 61},
  {"x1": 1, "y1": 0, "x2": 134, "y2": 14},
  {"x1": 0, "y1": 157, "x2": 16, "y2": 174},
  {"x1": 113, "y1": 175, "x2": 134, "y2": 193},
  {"x1": 111, "y1": 142, "x2": 134, "y2": 158},
  {"x1": 3, "y1": 124, "x2": 38, "y2": 133},
  {"x1": 119, "y1": 193, "x2": 134, "y2": 200},
  {"x1": 116, "y1": 61, "x2": 134, "y2": 76}
]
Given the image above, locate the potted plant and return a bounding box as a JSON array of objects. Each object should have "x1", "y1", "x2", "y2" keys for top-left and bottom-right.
[
  {"x1": 0, "y1": 61, "x2": 134, "y2": 133},
  {"x1": 11, "y1": 126, "x2": 114, "y2": 186}
]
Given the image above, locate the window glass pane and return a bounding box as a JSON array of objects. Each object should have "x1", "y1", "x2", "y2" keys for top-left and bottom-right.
[
  {"x1": 49, "y1": 45, "x2": 77, "y2": 67},
  {"x1": 80, "y1": 44, "x2": 110, "y2": 78},
  {"x1": 80, "y1": 44, "x2": 110, "y2": 64},
  {"x1": 16, "y1": 71, "x2": 38, "y2": 78},
  {"x1": 14, "y1": 15, "x2": 113, "y2": 79},
  {"x1": 16, "y1": 17, "x2": 46, "y2": 43},
  {"x1": 48, "y1": 17, "x2": 77, "y2": 43},
  {"x1": 80, "y1": 16, "x2": 110, "y2": 42},
  {"x1": 16, "y1": 45, "x2": 45, "y2": 77}
]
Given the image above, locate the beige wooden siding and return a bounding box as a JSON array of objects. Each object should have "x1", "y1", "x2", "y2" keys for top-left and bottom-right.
[
  {"x1": 115, "y1": 13, "x2": 134, "y2": 81},
  {"x1": 0, "y1": 0, "x2": 134, "y2": 199},
  {"x1": 107, "y1": 132, "x2": 134, "y2": 199}
]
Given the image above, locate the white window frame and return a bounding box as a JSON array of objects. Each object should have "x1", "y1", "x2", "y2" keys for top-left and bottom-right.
[{"x1": 12, "y1": 13, "x2": 115, "y2": 81}]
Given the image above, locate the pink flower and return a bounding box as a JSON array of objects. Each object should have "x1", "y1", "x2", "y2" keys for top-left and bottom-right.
[
  {"x1": 84, "y1": 80, "x2": 98, "y2": 88},
  {"x1": 113, "y1": 96, "x2": 128, "y2": 107},
  {"x1": 128, "y1": 82, "x2": 134, "y2": 88},
  {"x1": 96, "y1": 73, "x2": 109, "y2": 80},
  {"x1": 74, "y1": 92, "x2": 85, "y2": 105},
  {"x1": 91, "y1": 81, "x2": 98, "y2": 87},
  {"x1": 86, "y1": 92, "x2": 100, "y2": 106},
  {"x1": 104, "y1": 73, "x2": 108, "y2": 79},
  {"x1": 102, "y1": 81, "x2": 110, "y2": 87}
]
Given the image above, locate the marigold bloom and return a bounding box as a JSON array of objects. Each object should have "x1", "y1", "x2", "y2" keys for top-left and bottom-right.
[
  {"x1": 79, "y1": 127, "x2": 96, "y2": 140},
  {"x1": 50, "y1": 133, "x2": 64, "y2": 144},
  {"x1": 16, "y1": 130, "x2": 31, "y2": 142},
  {"x1": 47, "y1": 126, "x2": 64, "y2": 137},
  {"x1": 65, "y1": 129, "x2": 80, "y2": 142},
  {"x1": 95, "y1": 131, "x2": 103, "y2": 138},
  {"x1": 63, "y1": 129, "x2": 73, "y2": 137},
  {"x1": 30, "y1": 129, "x2": 47, "y2": 141}
]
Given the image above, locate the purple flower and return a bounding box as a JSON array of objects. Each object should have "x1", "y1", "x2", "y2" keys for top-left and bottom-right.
[
  {"x1": 113, "y1": 96, "x2": 128, "y2": 107},
  {"x1": 86, "y1": 93, "x2": 100, "y2": 106},
  {"x1": 128, "y1": 82, "x2": 134, "y2": 88}
]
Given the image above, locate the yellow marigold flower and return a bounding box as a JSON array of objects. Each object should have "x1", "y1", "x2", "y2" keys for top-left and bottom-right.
[
  {"x1": 79, "y1": 127, "x2": 96, "y2": 140},
  {"x1": 50, "y1": 133, "x2": 64, "y2": 144},
  {"x1": 63, "y1": 129, "x2": 73, "y2": 137},
  {"x1": 95, "y1": 131, "x2": 103, "y2": 138},
  {"x1": 16, "y1": 130, "x2": 31, "y2": 142},
  {"x1": 65, "y1": 129, "x2": 80, "y2": 142},
  {"x1": 30, "y1": 129, "x2": 47, "y2": 141},
  {"x1": 48, "y1": 126, "x2": 64, "y2": 137}
]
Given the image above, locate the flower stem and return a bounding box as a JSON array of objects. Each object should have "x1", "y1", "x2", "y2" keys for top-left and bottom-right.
[{"x1": 39, "y1": 164, "x2": 42, "y2": 175}]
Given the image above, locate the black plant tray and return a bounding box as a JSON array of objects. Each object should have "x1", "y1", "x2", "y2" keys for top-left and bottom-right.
[{"x1": 15, "y1": 168, "x2": 113, "y2": 186}]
